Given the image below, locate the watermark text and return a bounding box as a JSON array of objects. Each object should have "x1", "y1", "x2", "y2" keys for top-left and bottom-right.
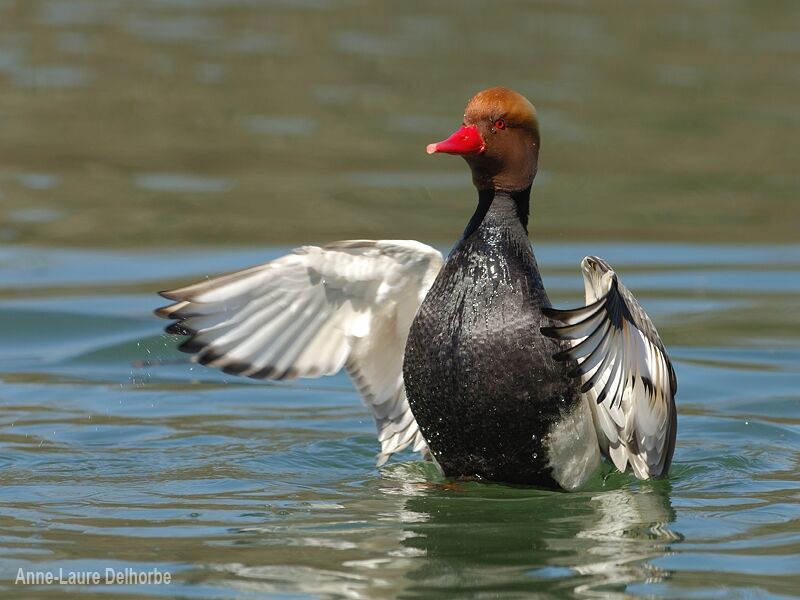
[{"x1": 15, "y1": 567, "x2": 171, "y2": 586}]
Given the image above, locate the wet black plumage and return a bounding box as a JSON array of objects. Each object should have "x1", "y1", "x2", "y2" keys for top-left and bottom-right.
[{"x1": 403, "y1": 189, "x2": 580, "y2": 486}]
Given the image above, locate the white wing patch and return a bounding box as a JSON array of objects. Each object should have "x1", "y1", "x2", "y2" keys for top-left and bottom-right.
[
  {"x1": 542, "y1": 256, "x2": 677, "y2": 479},
  {"x1": 155, "y1": 240, "x2": 443, "y2": 466}
]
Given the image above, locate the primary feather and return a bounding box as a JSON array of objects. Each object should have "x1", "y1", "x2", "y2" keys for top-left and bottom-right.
[
  {"x1": 542, "y1": 256, "x2": 677, "y2": 478},
  {"x1": 155, "y1": 240, "x2": 443, "y2": 466}
]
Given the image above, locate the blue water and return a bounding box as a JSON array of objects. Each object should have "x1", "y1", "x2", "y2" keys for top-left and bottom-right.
[{"x1": 0, "y1": 242, "x2": 798, "y2": 598}]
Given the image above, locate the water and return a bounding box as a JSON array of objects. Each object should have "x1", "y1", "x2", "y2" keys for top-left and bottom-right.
[
  {"x1": 1, "y1": 243, "x2": 798, "y2": 599},
  {"x1": 1, "y1": 0, "x2": 799, "y2": 597},
  {"x1": 1, "y1": 1, "x2": 799, "y2": 248}
]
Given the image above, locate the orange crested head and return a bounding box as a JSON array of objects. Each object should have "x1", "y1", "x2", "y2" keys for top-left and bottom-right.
[{"x1": 428, "y1": 87, "x2": 541, "y2": 192}]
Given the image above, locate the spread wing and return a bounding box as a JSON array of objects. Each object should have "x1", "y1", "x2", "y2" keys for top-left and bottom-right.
[
  {"x1": 542, "y1": 256, "x2": 677, "y2": 479},
  {"x1": 155, "y1": 240, "x2": 443, "y2": 466}
]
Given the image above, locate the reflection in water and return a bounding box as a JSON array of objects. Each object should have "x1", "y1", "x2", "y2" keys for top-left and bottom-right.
[
  {"x1": 571, "y1": 486, "x2": 679, "y2": 597},
  {"x1": 200, "y1": 463, "x2": 680, "y2": 598},
  {"x1": 177, "y1": 474, "x2": 679, "y2": 599},
  {"x1": 386, "y1": 473, "x2": 678, "y2": 598}
]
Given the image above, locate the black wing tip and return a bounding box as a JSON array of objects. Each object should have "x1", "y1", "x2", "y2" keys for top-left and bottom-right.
[
  {"x1": 178, "y1": 338, "x2": 206, "y2": 354},
  {"x1": 567, "y1": 362, "x2": 586, "y2": 378},
  {"x1": 220, "y1": 361, "x2": 253, "y2": 377},
  {"x1": 540, "y1": 325, "x2": 562, "y2": 339},
  {"x1": 551, "y1": 347, "x2": 573, "y2": 362},
  {"x1": 595, "y1": 387, "x2": 609, "y2": 405},
  {"x1": 165, "y1": 322, "x2": 195, "y2": 336},
  {"x1": 193, "y1": 354, "x2": 301, "y2": 381},
  {"x1": 246, "y1": 365, "x2": 300, "y2": 381},
  {"x1": 544, "y1": 298, "x2": 607, "y2": 323},
  {"x1": 197, "y1": 350, "x2": 254, "y2": 378}
]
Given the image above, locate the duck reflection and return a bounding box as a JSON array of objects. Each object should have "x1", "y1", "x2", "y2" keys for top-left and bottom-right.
[
  {"x1": 381, "y1": 466, "x2": 680, "y2": 598},
  {"x1": 202, "y1": 464, "x2": 679, "y2": 599},
  {"x1": 570, "y1": 484, "x2": 680, "y2": 597}
]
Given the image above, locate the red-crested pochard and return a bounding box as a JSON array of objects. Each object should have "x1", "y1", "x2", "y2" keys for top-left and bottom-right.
[{"x1": 156, "y1": 87, "x2": 677, "y2": 490}]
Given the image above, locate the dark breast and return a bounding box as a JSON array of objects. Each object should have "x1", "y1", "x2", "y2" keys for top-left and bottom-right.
[{"x1": 403, "y1": 224, "x2": 579, "y2": 486}]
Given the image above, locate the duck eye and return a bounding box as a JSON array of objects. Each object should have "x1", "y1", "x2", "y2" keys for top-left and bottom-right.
[{"x1": 493, "y1": 119, "x2": 506, "y2": 130}]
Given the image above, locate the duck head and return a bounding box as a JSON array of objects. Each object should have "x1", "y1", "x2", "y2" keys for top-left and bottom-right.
[{"x1": 427, "y1": 87, "x2": 540, "y2": 193}]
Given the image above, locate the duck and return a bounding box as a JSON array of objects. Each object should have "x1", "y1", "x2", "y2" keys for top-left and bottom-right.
[{"x1": 155, "y1": 86, "x2": 677, "y2": 491}]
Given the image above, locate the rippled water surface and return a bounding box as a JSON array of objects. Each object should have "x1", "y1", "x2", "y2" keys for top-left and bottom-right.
[
  {"x1": 1, "y1": 0, "x2": 799, "y2": 598},
  {"x1": 1, "y1": 243, "x2": 798, "y2": 599}
]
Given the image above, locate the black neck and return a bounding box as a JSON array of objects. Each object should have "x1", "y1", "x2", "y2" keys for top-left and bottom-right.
[{"x1": 461, "y1": 187, "x2": 531, "y2": 240}]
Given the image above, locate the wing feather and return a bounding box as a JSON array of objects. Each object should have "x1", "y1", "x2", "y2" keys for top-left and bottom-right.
[
  {"x1": 543, "y1": 255, "x2": 677, "y2": 479},
  {"x1": 156, "y1": 240, "x2": 443, "y2": 465}
]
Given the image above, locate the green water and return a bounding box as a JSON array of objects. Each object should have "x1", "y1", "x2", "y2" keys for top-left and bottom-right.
[
  {"x1": 1, "y1": 1, "x2": 799, "y2": 599},
  {"x1": 1, "y1": 0, "x2": 799, "y2": 247}
]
